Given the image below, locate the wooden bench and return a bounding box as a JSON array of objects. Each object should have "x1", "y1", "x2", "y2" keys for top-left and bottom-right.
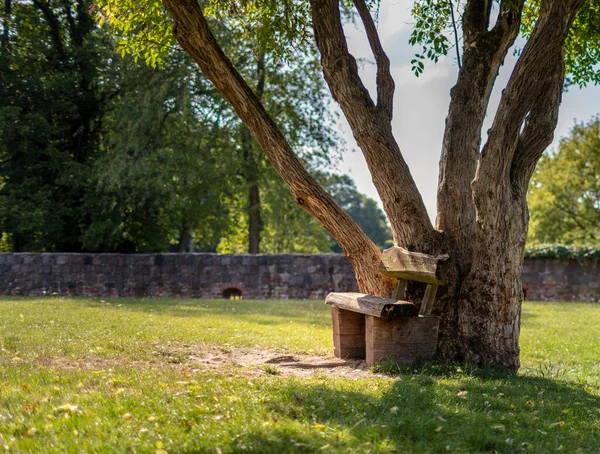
[{"x1": 326, "y1": 246, "x2": 448, "y2": 366}]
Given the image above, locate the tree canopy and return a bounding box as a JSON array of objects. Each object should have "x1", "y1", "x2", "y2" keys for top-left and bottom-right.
[{"x1": 0, "y1": 0, "x2": 384, "y2": 253}]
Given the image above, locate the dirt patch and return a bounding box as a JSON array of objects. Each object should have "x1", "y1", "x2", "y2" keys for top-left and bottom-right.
[
  {"x1": 34, "y1": 345, "x2": 389, "y2": 379},
  {"x1": 190, "y1": 346, "x2": 385, "y2": 379}
]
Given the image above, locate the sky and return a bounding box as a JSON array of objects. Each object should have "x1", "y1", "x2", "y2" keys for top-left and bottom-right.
[{"x1": 333, "y1": 0, "x2": 600, "y2": 220}]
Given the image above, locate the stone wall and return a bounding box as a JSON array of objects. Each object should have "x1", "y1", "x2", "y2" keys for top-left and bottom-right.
[
  {"x1": 522, "y1": 259, "x2": 600, "y2": 302},
  {"x1": 1, "y1": 253, "x2": 598, "y2": 301},
  {"x1": 0, "y1": 253, "x2": 358, "y2": 299}
]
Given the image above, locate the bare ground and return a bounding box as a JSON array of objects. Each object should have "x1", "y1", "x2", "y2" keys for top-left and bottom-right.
[{"x1": 31, "y1": 344, "x2": 389, "y2": 379}]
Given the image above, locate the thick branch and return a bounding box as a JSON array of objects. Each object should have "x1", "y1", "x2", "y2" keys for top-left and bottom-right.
[
  {"x1": 436, "y1": 1, "x2": 523, "y2": 271},
  {"x1": 352, "y1": 0, "x2": 394, "y2": 119},
  {"x1": 462, "y1": 0, "x2": 494, "y2": 45},
  {"x1": 510, "y1": 56, "x2": 564, "y2": 192},
  {"x1": 160, "y1": 0, "x2": 395, "y2": 295},
  {"x1": 310, "y1": 0, "x2": 436, "y2": 251},
  {"x1": 32, "y1": 0, "x2": 66, "y2": 62},
  {"x1": 475, "y1": 0, "x2": 584, "y2": 194}
]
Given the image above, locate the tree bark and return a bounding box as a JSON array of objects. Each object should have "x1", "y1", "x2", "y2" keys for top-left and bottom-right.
[
  {"x1": 437, "y1": 0, "x2": 584, "y2": 368},
  {"x1": 437, "y1": 0, "x2": 524, "y2": 273}
]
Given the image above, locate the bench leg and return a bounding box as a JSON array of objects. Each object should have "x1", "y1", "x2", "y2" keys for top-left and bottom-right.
[
  {"x1": 365, "y1": 315, "x2": 440, "y2": 366},
  {"x1": 331, "y1": 308, "x2": 366, "y2": 359}
]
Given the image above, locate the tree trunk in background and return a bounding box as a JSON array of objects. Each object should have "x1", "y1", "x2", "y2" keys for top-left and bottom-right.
[
  {"x1": 177, "y1": 228, "x2": 194, "y2": 253},
  {"x1": 244, "y1": 54, "x2": 265, "y2": 254},
  {"x1": 240, "y1": 124, "x2": 262, "y2": 254},
  {"x1": 248, "y1": 183, "x2": 261, "y2": 254},
  {"x1": 162, "y1": 0, "x2": 584, "y2": 369}
]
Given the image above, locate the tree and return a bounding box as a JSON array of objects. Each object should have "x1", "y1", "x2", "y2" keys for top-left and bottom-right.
[
  {"x1": 97, "y1": 0, "x2": 598, "y2": 369},
  {"x1": 528, "y1": 115, "x2": 600, "y2": 245},
  {"x1": 0, "y1": 0, "x2": 108, "y2": 251},
  {"x1": 84, "y1": 51, "x2": 236, "y2": 253}
]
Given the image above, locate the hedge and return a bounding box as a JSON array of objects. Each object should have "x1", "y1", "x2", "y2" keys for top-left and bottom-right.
[{"x1": 525, "y1": 244, "x2": 600, "y2": 262}]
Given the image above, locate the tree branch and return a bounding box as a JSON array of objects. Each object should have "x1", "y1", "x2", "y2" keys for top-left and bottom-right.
[
  {"x1": 352, "y1": 0, "x2": 395, "y2": 119},
  {"x1": 510, "y1": 55, "x2": 564, "y2": 192},
  {"x1": 160, "y1": 0, "x2": 395, "y2": 295},
  {"x1": 475, "y1": 0, "x2": 584, "y2": 196},
  {"x1": 32, "y1": 0, "x2": 66, "y2": 62},
  {"x1": 462, "y1": 0, "x2": 494, "y2": 45},
  {"x1": 310, "y1": 0, "x2": 436, "y2": 251},
  {"x1": 436, "y1": 0, "x2": 524, "y2": 271}
]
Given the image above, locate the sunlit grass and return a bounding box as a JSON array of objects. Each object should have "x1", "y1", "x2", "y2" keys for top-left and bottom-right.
[{"x1": 1, "y1": 297, "x2": 599, "y2": 453}]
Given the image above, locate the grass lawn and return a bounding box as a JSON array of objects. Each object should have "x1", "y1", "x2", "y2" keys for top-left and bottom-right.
[{"x1": 1, "y1": 296, "x2": 599, "y2": 453}]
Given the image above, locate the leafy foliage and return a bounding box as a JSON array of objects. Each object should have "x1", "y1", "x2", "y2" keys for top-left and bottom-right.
[
  {"x1": 524, "y1": 244, "x2": 600, "y2": 263},
  {"x1": 522, "y1": 0, "x2": 600, "y2": 87},
  {"x1": 0, "y1": 0, "x2": 111, "y2": 251},
  {"x1": 527, "y1": 116, "x2": 600, "y2": 246},
  {"x1": 409, "y1": 0, "x2": 452, "y2": 76},
  {"x1": 410, "y1": 0, "x2": 600, "y2": 87},
  {"x1": 85, "y1": 53, "x2": 235, "y2": 252}
]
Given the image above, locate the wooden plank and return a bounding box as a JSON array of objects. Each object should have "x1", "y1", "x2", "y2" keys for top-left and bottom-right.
[
  {"x1": 326, "y1": 292, "x2": 418, "y2": 319},
  {"x1": 379, "y1": 246, "x2": 448, "y2": 285},
  {"x1": 331, "y1": 308, "x2": 365, "y2": 359},
  {"x1": 419, "y1": 283, "x2": 439, "y2": 316},
  {"x1": 392, "y1": 279, "x2": 408, "y2": 300},
  {"x1": 331, "y1": 307, "x2": 365, "y2": 335},
  {"x1": 365, "y1": 315, "x2": 440, "y2": 366}
]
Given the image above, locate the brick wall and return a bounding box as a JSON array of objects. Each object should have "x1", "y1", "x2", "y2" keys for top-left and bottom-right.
[{"x1": 1, "y1": 253, "x2": 598, "y2": 301}]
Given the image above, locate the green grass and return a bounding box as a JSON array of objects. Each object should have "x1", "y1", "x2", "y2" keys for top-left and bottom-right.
[{"x1": 1, "y1": 296, "x2": 600, "y2": 453}]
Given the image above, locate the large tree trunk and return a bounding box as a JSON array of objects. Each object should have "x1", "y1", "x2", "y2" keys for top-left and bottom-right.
[
  {"x1": 436, "y1": 0, "x2": 583, "y2": 368},
  {"x1": 161, "y1": 0, "x2": 584, "y2": 369}
]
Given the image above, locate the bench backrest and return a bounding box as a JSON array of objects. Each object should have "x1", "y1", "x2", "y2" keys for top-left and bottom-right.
[{"x1": 379, "y1": 246, "x2": 448, "y2": 285}]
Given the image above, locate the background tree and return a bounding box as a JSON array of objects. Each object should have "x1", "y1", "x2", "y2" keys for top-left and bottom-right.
[
  {"x1": 85, "y1": 51, "x2": 235, "y2": 252},
  {"x1": 0, "y1": 1, "x2": 345, "y2": 253},
  {"x1": 528, "y1": 115, "x2": 600, "y2": 245},
  {"x1": 0, "y1": 0, "x2": 109, "y2": 251},
  {"x1": 324, "y1": 174, "x2": 392, "y2": 253}
]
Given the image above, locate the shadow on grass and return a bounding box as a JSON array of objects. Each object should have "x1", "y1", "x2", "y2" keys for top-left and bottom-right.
[
  {"x1": 79, "y1": 296, "x2": 333, "y2": 327},
  {"x1": 222, "y1": 370, "x2": 600, "y2": 453}
]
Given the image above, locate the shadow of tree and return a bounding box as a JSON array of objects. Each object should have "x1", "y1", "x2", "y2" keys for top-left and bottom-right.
[
  {"x1": 79, "y1": 297, "x2": 334, "y2": 327},
  {"x1": 197, "y1": 369, "x2": 600, "y2": 453}
]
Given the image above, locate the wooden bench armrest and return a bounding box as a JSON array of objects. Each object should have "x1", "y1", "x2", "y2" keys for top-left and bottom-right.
[{"x1": 325, "y1": 292, "x2": 418, "y2": 319}]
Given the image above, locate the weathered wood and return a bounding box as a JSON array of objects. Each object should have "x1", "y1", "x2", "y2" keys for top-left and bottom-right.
[
  {"x1": 326, "y1": 292, "x2": 418, "y2": 319},
  {"x1": 365, "y1": 315, "x2": 440, "y2": 366},
  {"x1": 419, "y1": 284, "x2": 439, "y2": 316},
  {"x1": 331, "y1": 308, "x2": 365, "y2": 359},
  {"x1": 392, "y1": 279, "x2": 408, "y2": 300},
  {"x1": 379, "y1": 246, "x2": 448, "y2": 285}
]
